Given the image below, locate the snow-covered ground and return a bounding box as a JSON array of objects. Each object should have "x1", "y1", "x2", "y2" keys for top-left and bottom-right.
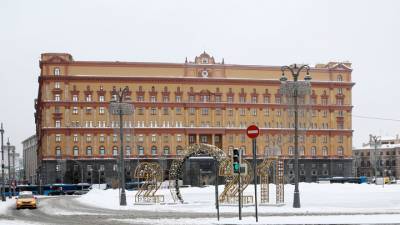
[{"x1": 77, "y1": 182, "x2": 400, "y2": 215}]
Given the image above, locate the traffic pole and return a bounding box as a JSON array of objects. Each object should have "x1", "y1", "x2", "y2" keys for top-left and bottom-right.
[
  {"x1": 214, "y1": 159, "x2": 220, "y2": 221},
  {"x1": 238, "y1": 160, "x2": 242, "y2": 221},
  {"x1": 252, "y1": 138, "x2": 258, "y2": 222}
]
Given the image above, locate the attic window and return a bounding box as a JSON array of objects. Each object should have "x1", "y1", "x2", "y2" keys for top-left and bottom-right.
[
  {"x1": 202, "y1": 58, "x2": 208, "y2": 64},
  {"x1": 337, "y1": 74, "x2": 343, "y2": 82},
  {"x1": 54, "y1": 67, "x2": 60, "y2": 76}
]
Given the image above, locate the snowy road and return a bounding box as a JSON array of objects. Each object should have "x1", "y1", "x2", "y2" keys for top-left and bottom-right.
[{"x1": 1, "y1": 195, "x2": 400, "y2": 224}]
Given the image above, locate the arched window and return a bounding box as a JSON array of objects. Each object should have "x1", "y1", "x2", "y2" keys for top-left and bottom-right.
[
  {"x1": 264, "y1": 146, "x2": 270, "y2": 156},
  {"x1": 112, "y1": 146, "x2": 118, "y2": 156},
  {"x1": 86, "y1": 146, "x2": 92, "y2": 156},
  {"x1": 99, "y1": 146, "x2": 105, "y2": 155},
  {"x1": 151, "y1": 146, "x2": 157, "y2": 155},
  {"x1": 228, "y1": 145, "x2": 234, "y2": 155},
  {"x1": 337, "y1": 74, "x2": 343, "y2": 82},
  {"x1": 126, "y1": 146, "x2": 131, "y2": 156},
  {"x1": 322, "y1": 146, "x2": 328, "y2": 156},
  {"x1": 163, "y1": 146, "x2": 170, "y2": 155},
  {"x1": 73, "y1": 146, "x2": 79, "y2": 156},
  {"x1": 55, "y1": 146, "x2": 61, "y2": 156},
  {"x1": 176, "y1": 145, "x2": 183, "y2": 155},
  {"x1": 138, "y1": 146, "x2": 144, "y2": 155},
  {"x1": 337, "y1": 146, "x2": 344, "y2": 156},
  {"x1": 299, "y1": 146, "x2": 305, "y2": 156},
  {"x1": 311, "y1": 146, "x2": 317, "y2": 156},
  {"x1": 54, "y1": 67, "x2": 60, "y2": 76},
  {"x1": 288, "y1": 146, "x2": 294, "y2": 155}
]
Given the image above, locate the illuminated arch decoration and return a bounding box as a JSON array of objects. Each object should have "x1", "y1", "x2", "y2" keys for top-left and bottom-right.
[
  {"x1": 134, "y1": 162, "x2": 164, "y2": 204},
  {"x1": 257, "y1": 156, "x2": 285, "y2": 205},
  {"x1": 218, "y1": 159, "x2": 254, "y2": 205},
  {"x1": 168, "y1": 143, "x2": 227, "y2": 203}
]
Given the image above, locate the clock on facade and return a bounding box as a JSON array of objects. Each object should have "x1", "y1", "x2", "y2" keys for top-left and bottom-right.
[{"x1": 201, "y1": 70, "x2": 208, "y2": 78}]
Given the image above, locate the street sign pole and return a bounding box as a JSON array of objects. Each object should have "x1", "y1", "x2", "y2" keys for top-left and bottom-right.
[
  {"x1": 247, "y1": 125, "x2": 260, "y2": 222},
  {"x1": 238, "y1": 153, "x2": 242, "y2": 221},
  {"x1": 252, "y1": 138, "x2": 258, "y2": 222},
  {"x1": 215, "y1": 159, "x2": 220, "y2": 221}
]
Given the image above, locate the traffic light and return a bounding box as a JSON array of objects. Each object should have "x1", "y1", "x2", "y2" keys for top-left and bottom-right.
[{"x1": 233, "y1": 148, "x2": 240, "y2": 174}]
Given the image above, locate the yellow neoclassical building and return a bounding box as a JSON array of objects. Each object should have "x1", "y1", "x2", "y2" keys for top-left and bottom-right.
[{"x1": 35, "y1": 52, "x2": 354, "y2": 185}]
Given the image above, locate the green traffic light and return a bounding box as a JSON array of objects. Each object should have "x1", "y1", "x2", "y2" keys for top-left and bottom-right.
[{"x1": 233, "y1": 163, "x2": 240, "y2": 173}]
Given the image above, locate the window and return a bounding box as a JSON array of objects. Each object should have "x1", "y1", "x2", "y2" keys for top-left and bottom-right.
[
  {"x1": 137, "y1": 95, "x2": 144, "y2": 102},
  {"x1": 86, "y1": 95, "x2": 92, "y2": 102},
  {"x1": 201, "y1": 108, "x2": 209, "y2": 115},
  {"x1": 228, "y1": 108, "x2": 233, "y2": 116},
  {"x1": 289, "y1": 146, "x2": 294, "y2": 155},
  {"x1": 336, "y1": 99, "x2": 343, "y2": 105},
  {"x1": 99, "y1": 146, "x2": 105, "y2": 155},
  {"x1": 138, "y1": 146, "x2": 144, "y2": 155},
  {"x1": 322, "y1": 146, "x2": 328, "y2": 156},
  {"x1": 55, "y1": 134, "x2": 61, "y2": 142},
  {"x1": 56, "y1": 164, "x2": 60, "y2": 172},
  {"x1": 311, "y1": 146, "x2": 317, "y2": 156},
  {"x1": 176, "y1": 134, "x2": 182, "y2": 142},
  {"x1": 201, "y1": 136, "x2": 208, "y2": 143},
  {"x1": 240, "y1": 134, "x2": 246, "y2": 143},
  {"x1": 175, "y1": 107, "x2": 182, "y2": 115},
  {"x1": 264, "y1": 108, "x2": 269, "y2": 116},
  {"x1": 299, "y1": 146, "x2": 305, "y2": 155},
  {"x1": 163, "y1": 96, "x2": 169, "y2": 103},
  {"x1": 112, "y1": 134, "x2": 118, "y2": 143},
  {"x1": 276, "y1": 110, "x2": 281, "y2": 117},
  {"x1": 150, "y1": 96, "x2": 157, "y2": 102},
  {"x1": 86, "y1": 134, "x2": 92, "y2": 142},
  {"x1": 137, "y1": 107, "x2": 144, "y2": 115},
  {"x1": 312, "y1": 135, "x2": 316, "y2": 143},
  {"x1": 86, "y1": 146, "x2": 92, "y2": 156},
  {"x1": 251, "y1": 96, "x2": 257, "y2": 103},
  {"x1": 126, "y1": 134, "x2": 131, "y2": 142},
  {"x1": 163, "y1": 146, "x2": 170, "y2": 155},
  {"x1": 323, "y1": 110, "x2": 328, "y2": 117},
  {"x1": 73, "y1": 146, "x2": 79, "y2": 156},
  {"x1": 151, "y1": 134, "x2": 157, "y2": 143},
  {"x1": 239, "y1": 108, "x2": 246, "y2": 116},
  {"x1": 163, "y1": 107, "x2": 169, "y2": 115},
  {"x1": 337, "y1": 74, "x2": 343, "y2": 82},
  {"x1": 176, "y1": 146, "x2": 183, "y2": 155},
  {"x1": 151, "y1": 146, "x2": 157, "y2": 155},
  {"x1": 113, "y1": 164, "x2": 118, "y2": 171},
  {"x1": 55, "y1": 82, "x2": 60, "y2": 89},
  {"x1": 138, "y1": 135, "x2": 144, "y2": 142},
  {"x1": 54, "y1": 67, "x2": 60, "y2": 76},
  {"x1": 72, "y1": 107, "x2": 78, "y2": 114},
  {"x1": 240, "y1": 146, "x2": 246, "y2": 155},
  {"x1": 73, "y1": 134, "x2": 78, "y2": 142},
  {"x1": 322, "y1": 136, "x2": 328, "y2": 144},
  {"x1": 239, "y1": 96, "x2": 245, "y2": 103},
  {"x1": 337, "y1": 146, "x2": 344, "y2": 156},
  {"x1": 251, "y1": 108, "x2": 257, "y2": 116},
  {"x1": 338, "y1": 135, "x2": 344, "y2": 143},
  {"x1": 99, "y1": 95, "x2": 105, "y2": 102},
  {"x1": 215, "y1": 108, "x2": 221, "y2": 116},
  {"x1": 99, "y1": 107, "x2": 105, "y2": 115},
  {"x1": 175, "y1": 95, "x2": 182, "y2": 102},
  {"x1": 113, "y1": 146, "x2": 118, "y2": 156},
  {"x1": 275, "y1": 97, "x2": 281, "y2": 104},
  {"x1": 55, "y1": 120, "x2": 61, "y2": 128},
  {"x1": 72, "y1": 95, "x2": 78, "y2": 102},
  {"x1": 126, "y1": 146, "x2": 131, "y2": 156},
  {"x1": 189, "y1": 108, "x2": 196, "y2": 115},
  {"x1": 54, "y1": 94, "x2": 61, "y2": 101},
  {"x1": 264, "y1": 96, "x2": 270, "y2": 104},
  {"x1": 215, "y1": 96, "x2": 221, "y2": 103},
  {"x1": 337, "y1": 88, "x2": 343, "y2": 95},
  {"x1": 55, "y1": 146, "x2": 61, "y2": 156},
  {"x1": 163, "y1": 135, "x2": 169, "y2": 143},
  {"x1": 85, "y1": 107, "x2": 92, "y2": 114},
  {"x1": 227, "y1": 96, "x2": 233, "y2": 103}
]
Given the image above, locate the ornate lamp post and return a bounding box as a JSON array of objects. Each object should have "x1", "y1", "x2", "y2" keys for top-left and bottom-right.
[
  {"x1": 110, "y1": 86, "x2": 133, "y2": 206},
  {"x1": 7, "y1": 138, "x2": 11, "y2": 198},
  {"x1": 280, "y1": 64, "x2": 311, "y2": 208},
  {"x1": 0, "y1": 123, "x2": 5, "y2": 201}
]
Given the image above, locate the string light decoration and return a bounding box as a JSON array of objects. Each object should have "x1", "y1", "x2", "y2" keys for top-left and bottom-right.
[
  {"x1": 168, "y1": 143, "x2": 227, "y2": 203},
  {"x1": 218, "y1": 159, "x2": 254, "y2": 205},
  {"x1": 134, "y1": 162, "x2": 164, "y2": 204},
  {"x1": 257, "y1": 156, "x2": 285, "y2": 205}
]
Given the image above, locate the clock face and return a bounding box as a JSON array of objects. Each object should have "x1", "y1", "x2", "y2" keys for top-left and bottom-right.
[{"x1": 201, "y1": 70, "x2": 208, "y2": 77}]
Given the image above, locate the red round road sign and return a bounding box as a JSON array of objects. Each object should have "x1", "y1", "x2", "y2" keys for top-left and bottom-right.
[{"x1": 246, "y1": 125, "x2": 259, "y2": 138}]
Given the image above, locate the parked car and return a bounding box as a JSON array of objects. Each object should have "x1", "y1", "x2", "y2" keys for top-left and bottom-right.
[{"x1": 16, "y1": 191, "x2": 37, "y2": 209}]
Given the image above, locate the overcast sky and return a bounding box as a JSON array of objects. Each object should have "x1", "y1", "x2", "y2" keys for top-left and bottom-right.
[{"x1": 1, "y1": 0, "x2": 400, "y2": 154}]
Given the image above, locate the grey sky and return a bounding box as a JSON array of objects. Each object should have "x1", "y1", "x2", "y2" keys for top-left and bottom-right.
[{"x1": 1, "y1": 0, "x2": 400, "y2": 154}]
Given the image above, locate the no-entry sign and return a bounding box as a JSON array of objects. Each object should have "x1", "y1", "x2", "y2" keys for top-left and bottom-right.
[{"x1": 246, "y1": 125, "x2": 259, "y2": 139}]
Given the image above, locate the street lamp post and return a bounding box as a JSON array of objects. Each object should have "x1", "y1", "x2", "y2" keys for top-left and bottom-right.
[
  {"x1": 370, "y1": 135, "x2": 380, "y2": 178},
  {"x1": 280, "y1": 64, "x2": 311, "y2": 208},
  {"x1": 110, "y1": 86, "x2": 133, "y2": 206},
  {"x1": 7, "y1": 139, "x2": 11, "y2": 198},
  {"x1": 0, "y1": 123, "x2": 5, "y2": 201}
]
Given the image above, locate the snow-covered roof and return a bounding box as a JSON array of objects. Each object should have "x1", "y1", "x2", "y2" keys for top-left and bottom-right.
[{"x1": 354, "y1": 143, "x2": 400, "y2": 150}]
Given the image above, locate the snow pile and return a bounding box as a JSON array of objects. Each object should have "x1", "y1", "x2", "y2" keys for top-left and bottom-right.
[{"x1": 77, "y1": 183, "x2": 400, "y2": 214}]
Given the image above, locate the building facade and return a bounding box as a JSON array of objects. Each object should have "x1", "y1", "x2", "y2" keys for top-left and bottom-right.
[
  {"x1": 22, "y1": 135, "x2": 37, "y2": 184},
  {"x1": 35, "y1": 52, "x2": 354, "y2": 185},
  {"x1": 353, "y1": 135, "x2": 400, "y2": 178},
  {"x1": 0, "y1": 144, "x2": 17, "y2": 184}
]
